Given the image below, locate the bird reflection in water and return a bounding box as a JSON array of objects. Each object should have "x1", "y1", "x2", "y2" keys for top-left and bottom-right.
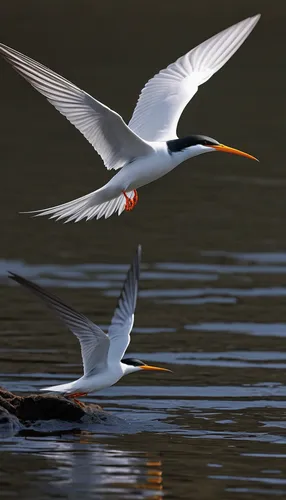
[{"x1": 31, "y1": 430, "x2": 164, "y2": 498}]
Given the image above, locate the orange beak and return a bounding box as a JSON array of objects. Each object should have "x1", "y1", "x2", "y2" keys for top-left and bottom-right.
[
  {"x1": 210, "y1": 144, "x2": 259, "y2": 161},
  {"x1": 140, "y1": 364, "x2": 172, "y2": 373}
]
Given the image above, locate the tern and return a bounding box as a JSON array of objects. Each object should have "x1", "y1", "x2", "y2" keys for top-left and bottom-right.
[
  {"x1": 8, "y1": 246, "x2": 170, "y2": 403},
  {"x1": 0, "y1": 14, "x2": 260, "y2": 222}
]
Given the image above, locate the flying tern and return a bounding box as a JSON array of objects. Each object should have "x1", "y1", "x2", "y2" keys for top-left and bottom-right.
[
  {"x1": 0, "y1": 14, "x2": 260, "y2": 222},
  {"x1": 9, "y1": 246, "x2": 170, "y2": 403}
]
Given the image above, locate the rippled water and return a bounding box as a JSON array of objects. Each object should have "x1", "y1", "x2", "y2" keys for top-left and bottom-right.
[
  {"x1": 1, "y1": 0, "x2": 286, "y2": 498},
  {"x1": 2, "y1": 251, "x2": 286, "y2": 498}
]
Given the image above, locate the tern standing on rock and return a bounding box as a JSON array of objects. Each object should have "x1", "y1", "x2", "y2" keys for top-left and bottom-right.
[
  {"x1": 9, "y1": 246, "x2": 171, "y2": 405},
  {"x1": 0, "y1": 14, "x2": 260, "y2": 222}
]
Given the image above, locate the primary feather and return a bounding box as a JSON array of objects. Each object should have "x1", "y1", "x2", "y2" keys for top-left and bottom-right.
[
  {"x1": 128, "y1": 14, "x2": 260, "y2": 141},
  {"x1": 8, "y1": 272, "x2": 110, "y2": 376},
  {"x1": 8, "y1": 245, "x2": 141, "y2": 377},
  {"x1": 0, "y1": 43, "x2": 152, "y2": 170},
  {"x1": 108, "y1": 244, "x2": 141, "y2": 362}
]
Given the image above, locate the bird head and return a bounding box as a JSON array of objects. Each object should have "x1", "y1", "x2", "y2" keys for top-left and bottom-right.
[
  {"x1": 122, "y1": 357, "x2": 171, "y2": 375},
  {"x1": 167, "y1": 135, "x2": 258, "y2": 161}
]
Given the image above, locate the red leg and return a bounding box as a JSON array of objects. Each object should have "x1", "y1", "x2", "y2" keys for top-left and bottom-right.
[
  {"x1": 133, "y1": 189, "x2": 139, "y2": 206},
  {"x1": 123, "y1": 190, "x2": 139, "y2": 211},
  {"x1": 123, "y1": 191, "x2": 133, "y2": 211},
  {"x1": 66, "y1": 392, "x2": 88, "y2": 407}
]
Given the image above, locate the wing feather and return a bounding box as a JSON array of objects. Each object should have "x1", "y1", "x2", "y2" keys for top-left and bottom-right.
[
  {"x1": 8, "y1": 272, "x2": 109, "y2": 376},
  {"x1": 107, "y1": 245, "x2": 141, "y2": 363},
  {"x1": 0, "y1": 43, "x2": 152, "y2": 170},
  {"x1": 128, "y1": 15, "x2": 260, "y2": 141}
]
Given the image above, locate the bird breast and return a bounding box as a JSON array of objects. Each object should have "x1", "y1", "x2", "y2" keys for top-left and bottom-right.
[
  {"x1": 113, "y1": 143, "x2": 177, "y2": 191},
  {"x1": 75, "y1": 365, "x2": 123, "y2": 393}
]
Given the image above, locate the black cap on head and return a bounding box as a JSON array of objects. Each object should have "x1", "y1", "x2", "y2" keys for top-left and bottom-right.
[
  {"x1": 122, "y1": 357, "x2": 145, "y2": 367},
  {"x1": 167, "y1": 135, "x2": 219, "y2": 154}
]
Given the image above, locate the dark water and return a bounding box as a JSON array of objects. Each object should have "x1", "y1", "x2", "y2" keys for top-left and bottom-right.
[{"x1": 1, "y1": 0, "x2": 286, "y2": 498}]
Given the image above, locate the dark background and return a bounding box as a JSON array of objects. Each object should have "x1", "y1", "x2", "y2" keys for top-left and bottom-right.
[
  {"x1": 0, "y1": 0, "x2": 283, "y2": 264},
  {"x1": 1, "y1": 2, "x2": 286, "y2": 499}
]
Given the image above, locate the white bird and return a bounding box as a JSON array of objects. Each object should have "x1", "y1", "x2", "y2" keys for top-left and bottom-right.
[
  {"x1": 0, "y1": 14, "x2": 260, "y2": 222},
  {"x1": 8, "y1": 246, "x2": 171, "y2": 404}
]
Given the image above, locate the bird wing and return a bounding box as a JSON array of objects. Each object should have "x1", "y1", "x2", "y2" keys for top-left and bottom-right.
[
  {"x1": 0, "y1": 43, "x2": 152, "y2": 170},
  {"x1": 128, "y1": 14, "x2": 260, "y2": 141},
  {"x1": 8, "y1": 272, "x2": 110, "y2": 376},
  {"x1": 107, "y1": 245, "x2": 141, "y2": 363}
]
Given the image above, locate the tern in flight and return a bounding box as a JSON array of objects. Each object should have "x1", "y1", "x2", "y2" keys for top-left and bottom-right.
[
  {"x1": 9, "y1": 246, "x2": 170, "y2": 403},
  {"x1": 0, "y1": 14, "x2": 259, "y2": 222}
]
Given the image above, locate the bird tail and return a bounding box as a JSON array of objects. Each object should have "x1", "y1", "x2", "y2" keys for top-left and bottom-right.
[
  {"x1": 21, "y1": 188, "x2": 135, "y2": 222},
  {"x1": 40, "y1": 383, "x2": 74, "y2": 394}
]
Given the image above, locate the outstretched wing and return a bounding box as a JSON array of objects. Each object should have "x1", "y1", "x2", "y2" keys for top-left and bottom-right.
[
  {"x1": 8, "y1": 272, "x2": 110, "y2": 376},
  {"x1": 0, "y1": 43, "x2": 152, "y2": 170},
  {"x1": 107, "y1": 245, "x2": 141, "y2": 363},
  {"x1": 128, "y1": 15, "x2": 260, "y2": 141}
]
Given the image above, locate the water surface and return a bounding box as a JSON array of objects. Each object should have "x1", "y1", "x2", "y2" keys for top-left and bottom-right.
[{"x1": 1, "y1": 0, "x2": 286, "y2": 499}]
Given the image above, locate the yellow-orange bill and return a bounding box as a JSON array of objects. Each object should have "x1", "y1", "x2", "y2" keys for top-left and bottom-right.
[
  {"x1": 211, "y1": 144, "x2": 259, "y2": 161},
  {"x1": 140, "y1": 365, "x2": 172, "y2": 373}
]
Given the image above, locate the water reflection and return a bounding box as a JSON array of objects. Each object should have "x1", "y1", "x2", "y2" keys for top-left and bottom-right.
[
  {"x1": 3, "y1": 255, "x2": 286, "y2": 496},
  {"x1": 1, "y1": 434, "x2": 164, "y2": 499},
  {"x1": 1, "y1": 0, "x2": 286, "y2": 495}
]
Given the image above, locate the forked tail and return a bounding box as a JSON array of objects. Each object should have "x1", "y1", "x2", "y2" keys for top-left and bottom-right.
[{"x1": 21, "y1": 188, "x2": 136, "y2": 222}]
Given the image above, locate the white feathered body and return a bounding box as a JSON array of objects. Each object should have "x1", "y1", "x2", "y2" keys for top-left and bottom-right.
[
  {"x1": 25, "y1": 143, "x2": 216, "y2": 222},
  {"x1": 42, "y1": 362, "x2": 127, "y2": 395},
  {"x1": 107, "y1": 143, "x2": 177, "y2": 191},
  {"x1": 104, "y1": 142, "x2": 211, "y2": 193}
]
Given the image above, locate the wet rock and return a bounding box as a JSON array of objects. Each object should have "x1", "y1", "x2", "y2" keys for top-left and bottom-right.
[
  {"x1": 0, "y1": 387, "x2": 107, "y2": 435},
  {"x1": 0, "y1": 406, "x2": 22, "y2": 437},
  {"x1": 0, "y1": 387, "x2": 22, "y2": 413},
  {"x1": 17, "y1": 394, "x2": 90, "y2": 422}
]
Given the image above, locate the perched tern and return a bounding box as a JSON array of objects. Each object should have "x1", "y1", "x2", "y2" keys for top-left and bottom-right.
[
  {"x1": 0, "y1": 14, "x2": 260, "y2": 222},
  {"x1": 8, "y1": 246, "x2": 171, "y2": 403}
]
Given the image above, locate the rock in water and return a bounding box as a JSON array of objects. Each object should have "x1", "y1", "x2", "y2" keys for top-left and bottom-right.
[
  {"x1": 0, "y1": 387, "x2": 107, "y2": 436},
  {"x1": 0, "y1": 406, "x2": 22, "y2": 437}
]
